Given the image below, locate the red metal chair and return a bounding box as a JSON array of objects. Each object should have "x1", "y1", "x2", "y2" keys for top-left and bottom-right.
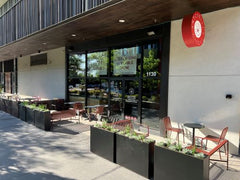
[
  {"x1": 163, "y1": 116, "x2": 185, "y2": 144},
  {"x1": 90, "y1": 106, "x2": 105, "y2": 121},
  {"x1": 199, "y1": 127, "x2": 228, "y2": 159},
  {"x1": 73, "y1": 103, "x2": 86, "y2": 122},
  {"x1": 112, "y1": 119, "x2": 149, "y2": 137}
]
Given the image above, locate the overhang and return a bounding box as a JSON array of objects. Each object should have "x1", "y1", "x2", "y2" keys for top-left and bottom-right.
[{"x1": 0, "y1": 0, "x2": 240, "y2": 61}]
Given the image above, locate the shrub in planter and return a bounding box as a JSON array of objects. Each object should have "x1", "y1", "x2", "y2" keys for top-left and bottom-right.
[
  {"x1": 116, "y1": 125, "x2": 155, "y2": 179},
  {"x1": 90, "y1": 122, "x2": 118, "y2": 162},
  {"x1": 35, "y1": 104, "x2": 51, "y2": 131},
  {"x1": 154, "y1": 140, "x2": 209, "y2": 180}
]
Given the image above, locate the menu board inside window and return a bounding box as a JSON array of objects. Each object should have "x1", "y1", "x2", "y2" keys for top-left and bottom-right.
[{"x1": 113, "y1": 47, "x2": 139, "y2": 75}]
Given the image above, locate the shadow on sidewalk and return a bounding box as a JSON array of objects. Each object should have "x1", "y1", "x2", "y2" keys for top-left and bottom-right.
[
  {"x1": 0, "y1": 170, "x2": 75, "y2": 180},
  {"x1": 51, "y1": 119, "x2": 90, "y2": 135}
]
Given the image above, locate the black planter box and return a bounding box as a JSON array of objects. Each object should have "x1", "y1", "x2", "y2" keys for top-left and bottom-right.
[
  {"x1": 19, "y1": 104, "x2": 26, "y2": 121},
  {"x1": 4, "y1": 99, "x2": 12, "y2": 114},
  {"x1": 0, "y1": 99, "x2": 7, "y2": 112},
  {"x1": 154, "y1": 145, "x2": 210, "y2": 180},
  {"x1": 11, "y1": 101, "x2": 19, "y2": 118},
  {"x1": 116, "y1": 134, "x2": 154, "y2": 179},
  {"x1": 26, "y1": 107, "x2": 35, "y2": 125},
  {"x1": 0, "y1": 98, "x2": 4, "y2": 111},
  {"x1": 90, "y1": 126, "x2": 116, "y2": 163},
  {"x1": 35, "y1": 110, "x2": 51, "y2": 131}
]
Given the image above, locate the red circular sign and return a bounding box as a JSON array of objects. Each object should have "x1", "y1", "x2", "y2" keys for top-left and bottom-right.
[{"x1": 182, "y1": 11, "x2": 205, "y2": 47}]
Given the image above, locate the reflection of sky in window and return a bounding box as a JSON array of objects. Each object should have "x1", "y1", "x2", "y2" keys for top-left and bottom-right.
[
  {"x1": 88, "y1": 58, "x2": 98, "y2": 76},
  {"x1": 73, "y1": 54, "x2": 85, "y2": 76},
  {"x1": 87, "y1": 52, "x2": 108, "y2": 77}
]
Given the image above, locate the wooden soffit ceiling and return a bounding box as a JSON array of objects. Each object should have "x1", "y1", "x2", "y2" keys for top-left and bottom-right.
[{"x1": 1, "y1": 0, "x2": 240, "y2": 61}]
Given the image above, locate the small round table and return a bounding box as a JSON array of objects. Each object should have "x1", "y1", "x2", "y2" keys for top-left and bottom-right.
[{"x1": 184, "y1": 123, "x2": 205, "y2": 146}]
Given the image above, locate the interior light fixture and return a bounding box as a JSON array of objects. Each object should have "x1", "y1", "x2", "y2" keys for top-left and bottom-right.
[
  {"x1": 71, "y1": 34, "x2": 77, "y2": 37},
  {"x1": 147, "y1": 31, "x2": 155, "y2": 36},
  {"x1": 42, "y1": 42, "x2": 47, "y2": 45},
  {"x1": 118, "y1": 19, "x2": 125, "y2": 23}
]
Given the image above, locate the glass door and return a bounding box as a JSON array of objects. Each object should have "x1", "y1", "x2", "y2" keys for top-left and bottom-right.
[
  {"x1": 124, "y1": 80, "x2": 139, "y2": 119},
  {"x1": 4, "y1": 72, "x2": 11, "y2": 93},
  {"x1": 110, "y1": 79, "x2": 139, "y2": 120},
  {"x1": 110, "y1": 80, "x2": 123, "y2": 119}
]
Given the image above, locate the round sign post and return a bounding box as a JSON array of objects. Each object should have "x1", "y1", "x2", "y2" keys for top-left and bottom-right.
[{"x1": 182, "y1": 11, "x2": 205, "y2": 47}]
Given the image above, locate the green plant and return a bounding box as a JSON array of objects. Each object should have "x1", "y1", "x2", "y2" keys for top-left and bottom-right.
[
  {"x1": 94, "y1": 121, "x2": 118, "y2": 133},
  {"x1": 167, "y1": 139, "x2": 171, "y2": 147},
  {"x1": 151, "y1": 95, "x2": 157, "y2": 102},
  {"x1": 194, "y1": 152, "x2": 205, "y2": 158},
  {"x1": 36, "y1": 104, "x2": 49, "y2": 112},
  {"x1": 118, "y1": 125, "x2": 154, "y2": 143},
  {"x1": 192, "y1": 145, "x2": 196, "y2": 154},
  {"x1": 176, "y1": 143, "x2": 182, "y2": 151},
  {"x1": 157, "y1": 141, "x2": 205, "y2": 159},
  {"x1": 21, "y1": 101, "x2": 29, "y2": 106},
  {"x1": 25, "y1": 103, "x2": 37, "y2": 110},
  {"x1": 142, "y1": 96, "x2": 148, "y2": 101}
]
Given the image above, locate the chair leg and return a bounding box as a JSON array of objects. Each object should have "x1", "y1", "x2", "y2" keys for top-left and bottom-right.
[
  {"x1": 224, "y1": 144, "x2": 227, "y2": 155},
  {"x1": 165, "y1": 130, "x2": 168, "y2": 138},
  {"x1": 177, "y1": 133, "x2": 179, "y2": 144},
  {"x1": 182, "y1": 130, "x2": 185, "y2": 143},
  {"x1": 205, "y1": 140, "x2": 208, "y2": 150},
  {"x1": 78, "y1": 115, "x2": 81, "y2": 124},
  {"x1": 219, "y1": 149, "x2": 222, "y2": 160}
]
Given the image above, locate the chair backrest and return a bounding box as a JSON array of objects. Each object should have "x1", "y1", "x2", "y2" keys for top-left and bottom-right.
[
  {"x1": 73, "y1": 103, "x2": 83, "y2": 110},
  {"x1": 219, "y1": 127, "x2": 228, "y2": 143},
  {"x1": 95, "y1": 106, "x2": 104, "y2": 114},
  {"x1": 163, "y1": 116, "x2": 172, "y2": 129},
  {"x1": 55, "y1": 99, "x2": 65, "y2": 110},
  {"x1": 113, "y1": 119, "x2": 133, "y2": 131}
]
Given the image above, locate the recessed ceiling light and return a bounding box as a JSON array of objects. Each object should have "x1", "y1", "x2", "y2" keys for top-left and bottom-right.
[
  {"x1": 71, "y1": 34, "x2": 77, "y2": 37},
  {"x1": 118, "y1": 19, "x2": 125, "y2": 23},
  {"x1": 42, "y1": 42, "x2": 47, "y2": 45},
  {"x1": 147, "y1": 31, "x2": 155, "y2": 36}
]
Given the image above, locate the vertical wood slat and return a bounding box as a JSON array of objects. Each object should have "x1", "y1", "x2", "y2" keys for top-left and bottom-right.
[{"x1": 0, "y1": 0, "x2": 110, "y2": 46}]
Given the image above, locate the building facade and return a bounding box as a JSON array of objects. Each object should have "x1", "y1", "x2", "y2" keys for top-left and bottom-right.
[{"x1": 0, "y1": 0, "x2": 240, "y2": 154}]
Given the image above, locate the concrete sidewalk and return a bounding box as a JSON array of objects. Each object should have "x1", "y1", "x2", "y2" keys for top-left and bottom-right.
[
  {"x1": 0, "y1": 111, "x2": 240, "y2": 180},
  {"x1": 0, "y1": 111, "x2": 146, "y2": 180}
]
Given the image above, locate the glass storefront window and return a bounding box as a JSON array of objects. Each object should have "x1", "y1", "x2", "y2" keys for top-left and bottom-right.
[
  {"x1": 143, "y1": 43, "x2": 161, "y2": 78},
  {"x1": 87, "y1": 78, "x2": 108, "y2": 106},
  {"x1": 68, "y1": 53, "x2": 86, "y2": 103},
  {"x1": 142, "y1": 79, "x2": 160, "y2": 129},
  {"x1": 69, "y1": 53, "x2": 85, "y2": 78},
  {"x1": 141, "y1": 42, "x2": 161, "y2": 129},
  {"x1": 110, "y1": 80, "x2": 123, "y2": 118},
  {"x1": 0, "y1": 72, "x2": 4, "y2": 93},
  {"x1": 67, "y1": 40, "x2": 165, "y2": 129},
  {"x1": 87, "y1": 51, "x2": 108, "y2": 77},
  {"x1": 124, "y1": 80, "x2": 139, "y2": 118},
  {"x1": 11, "y1": 72, "x2": 16, "y2": 94},
  {"x1": 68, "y1": 78, "x2": 85, "y2": 102},
  {"x1": 112, "y1": 46, "x2": 141, "y2": 76},
  {"x1": 87, "y1": 51, "x2": 108, "y2": 106}
]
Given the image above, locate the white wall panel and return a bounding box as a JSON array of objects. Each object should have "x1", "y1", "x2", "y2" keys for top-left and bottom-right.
[
  {"x1": 18, "y1": 47, "x2": 66, "y2": 99},
  {"x1": 169, "y1": 7, "x2": 240, "y2": 154}
]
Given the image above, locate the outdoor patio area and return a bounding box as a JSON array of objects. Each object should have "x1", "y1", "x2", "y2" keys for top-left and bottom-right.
[{"x1": 0, "y1": 111, "x2": 239, "y2": 179}]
